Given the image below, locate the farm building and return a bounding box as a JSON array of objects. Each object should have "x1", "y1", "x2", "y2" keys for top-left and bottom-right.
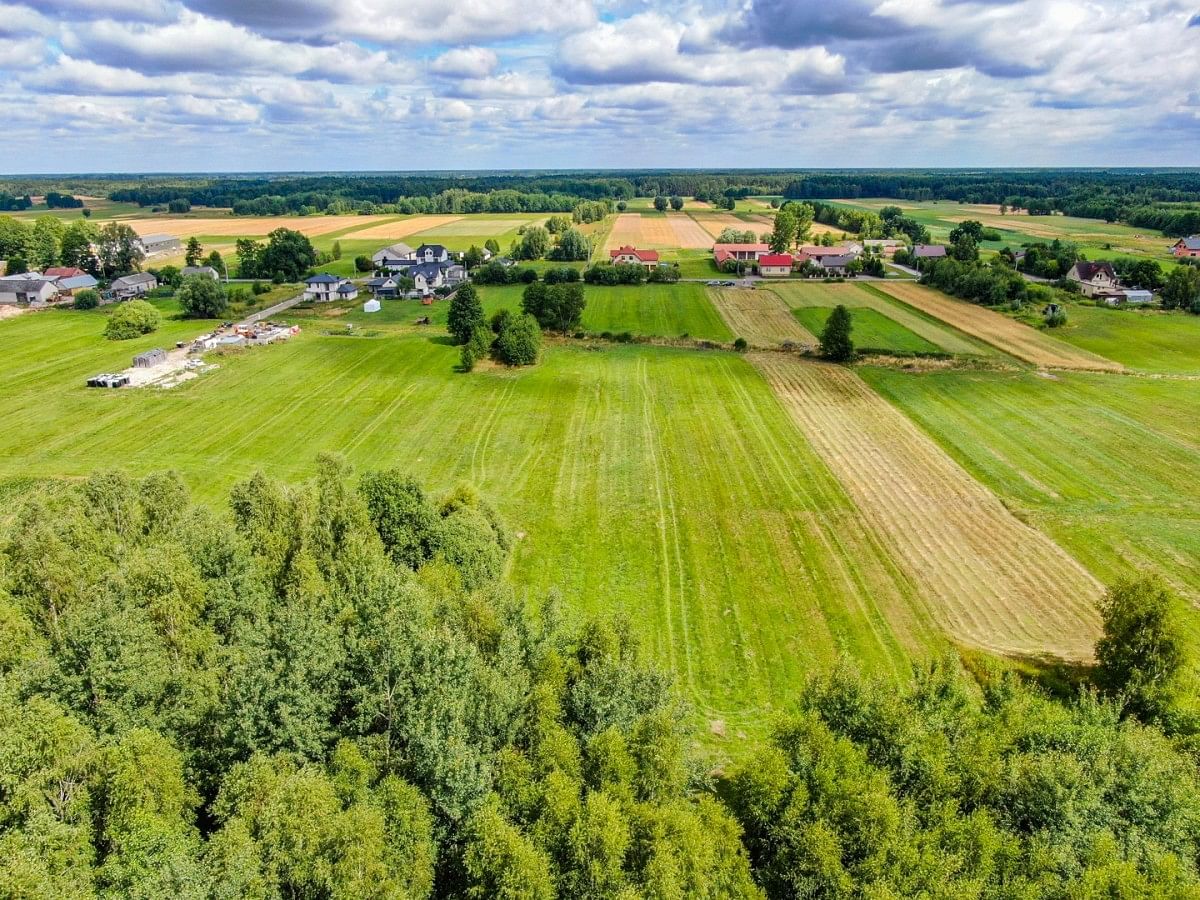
[
  {"x1": 610, "y1": 245, "x2": 660, "y2": 270},
  {"x1": 110, "y1": 272, "x2": 157, "y2": 298},
  {"x1": 181, "y1": 265, "x2": 220, "y2": 280},
  {"x1": 44, "y1": 267, "x2": 98, "y2": 294},
  {"x1": 862, "y1": 239, "x2": 904, "y2": 255},
  {"x1": 0, "y1": 274, "x2": 59, "y2": 304},
  {"x1": 757, "y1": 254, "x2": 794, "y2": 277},
  {"x1": 1171, "y1": 236, "x2": 1200, "y2": 258},
  {"x1": 137, "y1": 233, "x2": 182, "y2": 256},
  {"x1": 363, "y1": 298, "x2": 381, "y2": 313},
  {"x1": 372, "y1": 242, "x2": 416, "y2": 269},
  {"x1": 303, "y1": 273, "x2": 347, "y2": 301},
  {"x1": 1066, "y1": 261, "x2": 1120, "y2": 298},
  {"x1": 1104, "y1": 289, "x2": 1153, "y2": 306},
  {"x1": 133, "y1": 348, "x2": 167, "y2": 368}
]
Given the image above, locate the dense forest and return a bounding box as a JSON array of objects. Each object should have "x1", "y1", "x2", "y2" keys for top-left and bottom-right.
[{"x1": 3, "y1": 458, "x2": 1199, "y2": 897}]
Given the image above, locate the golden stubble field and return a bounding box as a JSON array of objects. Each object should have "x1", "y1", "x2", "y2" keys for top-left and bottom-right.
[
  {"x1": 752, "y1": 354, "x2": 1104, "y2": 660},
  {"x1": 708, "y1": 288, "x2": 816, "y2": 348},
  {"x1": 123, "y1": 215, "x2": 404, "y2": 239}
]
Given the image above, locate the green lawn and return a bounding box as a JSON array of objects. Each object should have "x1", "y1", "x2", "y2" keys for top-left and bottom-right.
[
  {"x1": 579, "y1": 284, "x2": 732, "y2": 340},
  {"x1": 0, "y1": 306, "x2": 944, "y2": 741},
  {"x1": 793, "y1": 307, "x2": 939, "y2": 354},
  {"x1": 1050, "y1": 305, "x2": 1200, "y2": 374},
  {"x1": 861, "y1": 365, "x2": 1200, "y2": 646}
]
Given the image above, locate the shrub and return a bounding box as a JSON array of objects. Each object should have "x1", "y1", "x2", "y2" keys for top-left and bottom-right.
[
  {"x1": 543, "y1": 267, "x2": 581, "y2": 284},
  {"x1": 251, "y1": 280, "x2": 270, "y2": 295},
  {"x1": 490, "y1": 309, "x2": 512, "y2": 334},
  {"x1": 648, "y1": 265, "x2": 680, "y2": 283},
  {"x1": 496, "y1": 313, "x2": 541, "y2": 366},
  {"x1": 104, "y1": 299, "x2": 160, "y2": 340},
  {"x1": 73, "y1": 289, "x2": 100, "y2": 310},
  {"x1": 354, "y1": 255, "x2": 373, "y2": 273},
  {"x1": 819, "y1": 304, "x2": 854, "y2": 361},
  {"x1": 521, "y1": 282, "x2": 586, "y2": 332},
  {"x1": 733, "y1": 337, "x2": 748, "y2": 352},
  {"x1": 519, "y1": 267, "x2": 538, "y2": 284}
]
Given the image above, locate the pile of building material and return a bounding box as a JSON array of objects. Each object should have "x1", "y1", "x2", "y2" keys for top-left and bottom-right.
[
  {"x1": 133, "y1": 348, "x2": 167, "y2": 368},
  {"x1": 87, "y1": 373, "x2": 131, "y2": 388}
]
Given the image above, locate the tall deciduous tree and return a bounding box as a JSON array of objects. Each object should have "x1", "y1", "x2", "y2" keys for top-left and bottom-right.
[
  {"x1": 185, "y1": 237, "x2": 203, "y2": 267},
  {"x1": 819, "y1": 304, "x2": 854, "y2": 361},
  {"x1": 448, "y1": 283, "x2": 485, "y2": 345},
  {"x1": 1096, "y1": 576, "x2": 1184, "y2": 720},
  {"x1": 97, "y1": 222, "x2": 145, "y2": 277},
  {"x1": 177, "y1": 274, "x2": 228, "y2": 319}
]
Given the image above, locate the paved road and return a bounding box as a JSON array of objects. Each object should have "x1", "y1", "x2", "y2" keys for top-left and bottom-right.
[{"x1": 238, "y1": 290, "x2": 305, "y2": 327}]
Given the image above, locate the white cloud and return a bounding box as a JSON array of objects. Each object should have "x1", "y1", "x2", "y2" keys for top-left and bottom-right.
[{"x1": 430, "y1": 46, "x2": 499, "y2": 78}]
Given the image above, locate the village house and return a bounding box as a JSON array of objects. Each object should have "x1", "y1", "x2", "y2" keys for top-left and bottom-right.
[
  {"x1": 409, "y1": 261, "x2": 466, "y2": 296},
  {"x1": 1066, "y1": 261, "x2": 1120, "y2": 298},
  {"x1": 413, "y1": 243, "x2": 451, "y2": 263},
  {"x1": 303, "y1": 273, "x2": 347, "y2": 301},
  {"x1": 181, "y1": 265, "x2": 220, "y2": 280},
  {"x1": 110, "y1": 272, "x2": 157, "y2": 299},
  {"x1": 609, "y1": 245, "x2": 660, "y2": 270},
  {"x1": 799, "y1": 245, "x2": 861, "y2": 261},
  {"x1": 371, "y1": 242, "x2": 416, "y2": 269},
  {"x1": 713, "y1": 243, "x2": 769, "y2": 266},
  {"x1": 43, "y1": 266, "x2": 98, "y2": 294},
  {"x1": 862, "y1": 239, "x2": 904, "y2": 255},
  {"x1": 757, "y1": 254, "x2": 794, "y2": 277},
  {"x1": 817, "y1": 254, "x2": 857, "y2": 276},
  {"x1": 137, "y1": 233, "x2": 182, "y2": 257},
  {"x1": 336, "y1": 282, "x2": 359, "y2": 301},
  {"x1": 911, "y1": 244, "x2": 947, "y2": 261},
  {"x1": 1172, "y1": 236, "x2": 1200, "y2": 258},
  {"x1": 364, "y1": 275, "x2": 401, "y2": 297},
  {"x1": 0, "y1": 274, "x2": 59, "y2": 304}
]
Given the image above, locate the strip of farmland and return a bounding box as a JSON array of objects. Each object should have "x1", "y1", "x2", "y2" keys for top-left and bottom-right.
[
  {"x1": 752, "y1": 353, "x2": 1103, "y2": 660},
  {"x1": 874, "y1": 282, "x2": 1123, "y2": 371},
  {"x1": 709, "y1": 288, "x2": 816, "y2": 348}
]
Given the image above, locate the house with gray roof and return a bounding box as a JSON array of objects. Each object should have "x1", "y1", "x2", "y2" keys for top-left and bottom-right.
[
  {"x1": 137, "y1": 233, "x2": 182, "y2": 256},
  {"x1": 816, "y1": 254, "x2": 857, "y2": 275},
  {"x1": 182, "y1": 265, "x2": 219, "y2": 280},
  {"x1": 303, "y1": 273, "x2": 346, "y2": 301},
  {"x1": 110, "y1": 272, "x2": 158, "y2": 299},
  {"x1": 371, "y1": 242, "x2": 416, "y2": 269}
]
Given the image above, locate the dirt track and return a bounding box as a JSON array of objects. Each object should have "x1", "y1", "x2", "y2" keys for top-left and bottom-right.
[
  {"x1": 752, "y1": 354, "x2": 1103, "y2": 659},
  {"x1": 875, "y1": 282, "x2": 1123, "y2": 371}
]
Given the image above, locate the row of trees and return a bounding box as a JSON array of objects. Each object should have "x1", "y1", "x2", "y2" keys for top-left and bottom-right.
[
  {"x1": 234, "y1": 228, "x2": 318, "y2": 281},
  {"x1": 0, "y1": 216, "x2": 146, "y2": 279}
]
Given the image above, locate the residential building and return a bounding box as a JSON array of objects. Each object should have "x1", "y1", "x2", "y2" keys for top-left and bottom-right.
[
  {"x1": 713, "y1": 243, "x2": 769, "y2": 265},
  {"x1": 1066, "y1": 261, "x2": 1120, "y2": 298},
  {"x1": 1171, "y1": 236, "x2": 1200, "y2": 258},
  {"x1": 911, "y1": 244, "x2": 947, "y2": 260},
  {"x1": 413, "y1": 244, "x2": 450, "y2": 263},
  {"x1": 336, "y1": 282, "x2": 359, "y2": 301},
  {"x1": 303, "y1": 273, "x2": 346, "y2": 301},
  {"x1": 137, "y1": 233, "x2": 182, "y2": 257},
  {"x1": 181, "y1": 265, "x2": 220, "y2": 280},
  {"x1": 757, "y1": 254, "x2": 793, "y2": 277},
  {"x1": 372, "y1": 242, "x2": 416, "y2": 269},
  {"x1": 817, "y1": 254, "x2": 857, "y2": 276},
  {"x1": 365, "y1": 276, "x2": 401, "y2": 297},
  {"x1": 609, "y1": 245, "x2": 660, "y2": 270},
  {"x1": 409, "y1": 262, "x2": 465, "y2": 295},
  {"x1": 110, "y1": 272, "x2": 157, "y2": 298},
  {"x1": 0, "y1": 274, "x2": 59, "y2": 304}
]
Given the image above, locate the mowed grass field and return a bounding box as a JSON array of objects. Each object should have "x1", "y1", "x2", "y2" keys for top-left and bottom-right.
[
  {"x1": 792, "y1": 306, "x2": 940, "y2": 354},
  {"x1": 1050, "y1": 305, "x2": 1200, "y2": 374},
  {"x1": 0, "y1": 302, "x2": 948, "y2": 739},
  {"x1": 862, "y1": 365, "x2": 1200, "y2": 646}
]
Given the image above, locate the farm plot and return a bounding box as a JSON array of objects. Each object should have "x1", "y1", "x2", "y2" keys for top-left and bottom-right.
[
  {"x1": 708, "y1": 288, "x2": 816, "y2": 348},
  {"x1": 336, "y1": 215, "x2": 464, "y2": 241},
  {"x1": 580, "y1": 284, "x2": 732, "y2": 341},
  {"x1": 406, "y1": 218, "x2": 537, "y2": 236},
  {"x1": 604, "y1": 213, "x2": 713, "y2": 250},
  {"x1": 861, "y1": 365, "x2": 1200, "y2": 644},
  {"x1": 0, "y1": 310, "x2": 947, "y2": 729},
  {"x1": 753, "y1": 355, "x2": 1103, "y2": 660},
  {"x1": 768, "y1": 282, "x2": 988, "y2": 356},
  {"x1": 126, "y1": 215, "x2": 402, "y2": 239},
  {"x1": 875, "y1": 282, "x2": 1123, "y2": 370},
  {"x1": 690, "y1": 213, "x2": 771, "y2": 240},
  {"x1": 792, "y1": 307, "x2": 939, "y2": 354}
]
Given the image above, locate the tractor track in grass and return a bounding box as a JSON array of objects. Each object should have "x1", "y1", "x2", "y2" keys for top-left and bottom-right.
[{"x1": 752, "y1": 353, "x2": 1103, "y2": 660}]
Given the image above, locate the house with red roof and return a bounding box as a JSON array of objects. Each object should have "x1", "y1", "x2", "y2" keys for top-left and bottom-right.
[
  {"x1": 757, "y1": 254, "x2": 794, "y2": 277},
  {"x1": 1172, "y1": 236, "x2": 1200, "y2": 258},
  {"x1": 610, "y1": 245, "x2": 660, "y2": 270}
]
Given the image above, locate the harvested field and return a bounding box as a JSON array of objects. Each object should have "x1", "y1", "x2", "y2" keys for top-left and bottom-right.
[
  {"x1": 768, "y1": 282, "x2": 986, "y2": 356},
  {"x1": 407, "y1": 217, "x2": 540, "y2": 236},
  {"x1": 808, "y1": 221, "x2": 846, "y2": 236},
  {"x1": 336, "y1": 215, "x2": 465, "y2": 241},
  {"x1": 125, "y1": 215, "x2": 401, "y2": 239},
  {"x1": 691, "y1": 213, "x2": 771, "y2": 240},
  {"x1": 709, "y1": 288, "x2": 816, "y2": 348},
  {"x1": 875, "y1": 281, "x2": 1123, "y2": 371},
  {"x1": 605, "y1": 213, "x2": 714, "y2": 250},
  {"x1": 752, "y1": 354, "x2": 1103, "y2": 659}
]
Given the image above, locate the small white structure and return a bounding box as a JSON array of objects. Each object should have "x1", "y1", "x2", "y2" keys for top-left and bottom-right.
[
  {"x1": 137, "y1": 233, "x2": 182, "y2": 257},
  {"x1": 363, "y1": 298, "x2": 381, "y2": 313}
]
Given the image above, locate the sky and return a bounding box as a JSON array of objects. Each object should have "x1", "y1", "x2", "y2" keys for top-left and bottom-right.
[{"x1": 2, "y1": 0, "x2": 1198, "y2": 173}]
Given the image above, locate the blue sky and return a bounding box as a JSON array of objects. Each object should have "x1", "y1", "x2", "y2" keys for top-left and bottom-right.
[{"x1": 2, "y1": 0, "x2": 1198, "y2": 173}]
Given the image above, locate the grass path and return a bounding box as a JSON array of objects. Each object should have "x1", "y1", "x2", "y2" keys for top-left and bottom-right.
[{"x1": 752, "y1": 354, "x2": 1103, "y2": 660}]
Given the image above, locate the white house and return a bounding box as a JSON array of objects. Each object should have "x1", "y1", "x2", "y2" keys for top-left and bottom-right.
[
  {"x1": 412, "y1": 244, "x2": 450, "y2": 264},
  {"x1": 1066, "y1": 261, "x2": 1120, "y2": 298},
  {"x1": 0, "y1": 275, "x2": 59, "y2": 304},
  {"x1": 336, "y1": 282, "x2": 359, "y2": 301},
  {"x1": 409, "y1": 261, "x2": 465, "y2": 296},
  {"x1": 110, "y1": 272, "x2": 157, "y2": 298},
  {"x1": 372, "y1": 242, "x2": 416, "y2": 269},
  {"x1": 303, "y1": 273, "x2": 346, "y2": 301}
]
